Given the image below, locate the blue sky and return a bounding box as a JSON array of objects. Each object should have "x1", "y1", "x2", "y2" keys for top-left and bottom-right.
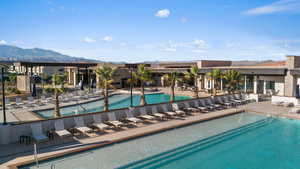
[{"x1": 1, "y1": 0, "x2": 300, "y2": 62}]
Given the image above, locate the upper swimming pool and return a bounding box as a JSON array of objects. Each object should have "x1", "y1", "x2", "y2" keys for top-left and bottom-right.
[
  {"x1": 20, "y1": 112, "x2": 298, "y2": 169},
  {"x1": 36, "y1": 93, "x2": 191, "y2": 119}
]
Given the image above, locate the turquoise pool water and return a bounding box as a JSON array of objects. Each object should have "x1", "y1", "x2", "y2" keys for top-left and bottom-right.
[
  {"x1": 36, "y1": 93, "x2": 191, "y2": 118},
  {"x1": 20, "y1": 112, "x2": 299, "y2": 169}
]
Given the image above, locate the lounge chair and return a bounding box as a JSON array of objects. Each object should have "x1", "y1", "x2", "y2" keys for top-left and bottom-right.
[
  {"x1": 227, "y1": 95, "x2": 242, "y2": 105},
  {"x1": 205, "y1": 98, "x2": 223, "y2": 110},
  {"x1": 150, "y1": 106, "x2": 166, "y2": 119},
  {"x1": 15, "y1": 97, "x2": 25, "y2": 108},
  {"x1": 125, "y1": 109, "x2": 143, "y2": 123},
  {"x1": 183, "y1": 102, "x2": 199, "y2": 112},
  {"x1": 5, "y1": 98, "x2": 14, "y2": 109},
  {"x1": 107, "y1": 112, "x2": 124, "y2": 127},
  {"x1": 161, "y1": 104, "x2": 177, "y2": 116},
  {"x1": 92, "y1": 114, "x2": 110, "y2": 130},
  {"x1": 30, "y1": 123, "x2": 49, "y2": 142},
  {"x1": 199, "y1": 99, "x2": 214, "y2": 110},
  {"x1": 138, "y1": 107, "x2": 156, "y2": 120},
  {"x1": 171, "y1": 103, "x2": 187, "y2": 115},
  {"x1": 216, "y1": 97, "x2": 231, "y2": 107},
  {"x1": 54, "y1": 119, "x2": 72, "y2": 137},
  {"x1": 193, "y1": 100, "x2": 208, "y2": 112},
  {"x1": 222, "y1": 96, "x2": 236, "y2": 106},
  {"x1": 232, "y1": 94, "x2": 247, "y2": 104},
  {"x1": 74, "y1": 117, "x2": 93, "y2": 133}
]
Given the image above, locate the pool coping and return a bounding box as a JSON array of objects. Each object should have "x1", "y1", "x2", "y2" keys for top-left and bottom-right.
[{"x1": 6, "y1": 109, "x2": 244, "y2": 169}]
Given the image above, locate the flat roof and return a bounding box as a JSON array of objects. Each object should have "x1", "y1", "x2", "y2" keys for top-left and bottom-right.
[
  {"x1": 198, "y1": 66, "x2": 286, "y2": 75},
  {"x1": 14, "y1": 61, "x2": 98, "y2": 68}
]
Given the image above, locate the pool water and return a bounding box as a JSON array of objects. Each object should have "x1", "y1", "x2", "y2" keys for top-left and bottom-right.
[
  {"x1": 20, "y1": 112, "x2": 299, "y2": 169},
  {"x1": 36, "y1": 93, "x2": 191, "y2": 118}
]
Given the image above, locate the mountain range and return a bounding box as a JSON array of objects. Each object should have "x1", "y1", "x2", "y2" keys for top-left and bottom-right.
[{"x1": 0, "y1": 45, "x2": 98, "y2": 63}]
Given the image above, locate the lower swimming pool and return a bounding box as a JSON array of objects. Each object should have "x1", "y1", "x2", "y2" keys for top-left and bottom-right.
[
  {"x1": 36, "y1": 93, "x2": 191, "y2": 119},
  {"x1": 20, "y1": 112, "x2": 300, "y2": 169}
]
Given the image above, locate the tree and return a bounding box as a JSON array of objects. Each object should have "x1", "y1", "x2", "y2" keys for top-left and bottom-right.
[
  {"x1": 52, "y1": 73, "x2": 67, "y2": 118},
  {"x1": 206, "y1": 69, "x2": 222, "y2": 95},
  {"x1": 184, "y1": 66, "x2": 200, "y2": 98},
  {"x1": 40, "y1": 73, "x2": 51, "y2": 95},
  {"x1": 95, "y1": 66, "x2": 116, "y2": 111},
  {"x1": 223, "y1": 70, "x2": 243, "y2": 93},
  {"x1": 163, "y1": 71, "x2": 181, "y2": 102},
  {"x1": 133, "y1": 64, "x2": 153, "y2": 106}
]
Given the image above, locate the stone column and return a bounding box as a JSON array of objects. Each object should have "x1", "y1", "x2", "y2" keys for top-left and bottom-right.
[
  {"x1": 263, "y1": 80, "x2": 267, "y2": 94},
  {"x1": 220, "y1": 78, "x2": 223, "y2": 91},
  {"x1": 284, "y1": 70, "x2": 297, "y2": 97},
  {"x1": 244, "y1": 75, "x2": 247, "y2": 93},
  {"x1": 253, "y1": 76, "x2": 258, "y2": 94}
]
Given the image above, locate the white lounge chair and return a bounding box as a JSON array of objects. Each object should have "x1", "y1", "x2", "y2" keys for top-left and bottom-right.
[
  {"x1": 15, "y1": 97, "x2": 25, "y2": 108},
  {"x1": 107, "y1": 112, "x2": 124, "y2": 127},
  {"x1": 161, "y1": 104, "x2": 177, "y2": 116},
  {"x1": 125, "y1": 109, "x2": 143, "y2": 123},
  {"x1": 92, "y1": 114, "x2": 110, "y2": 130},
  {"x1": 183, "y1": 102, "x2": 199, "y2": 112},
  {"x1": 200, "y1": 99, "x2": 214, "y2": 110},
  {"x1": 193, "y1": 100, "x2": 208, "y2": 112},
  {"x1": 216, "y1": 97, "x2": 231, "y2": 107},
  {"x1": 171, "y1": 103, "x2": 186, "y2": 115},
  {"x1": 5, "y1": 98, "x2": 16, "y2": 109},
  {"x1": 74, "y1": 117, "x2": 93, "y2": 133},
  {"x1": 31, "y1": 123, "x2": 49, "y2": 142},
  {"x1": 206, "y1": 98, "x2": 223, "y2": 110},
  {"x1": 54, "y1": 119, "x2": 72, "y2": 137},
  {"x1": 138, "y1": 107, "x2": 156, "y2": 120},
  {"x1": 151, "y1": 106, "x2": 166, "y2": 119}
]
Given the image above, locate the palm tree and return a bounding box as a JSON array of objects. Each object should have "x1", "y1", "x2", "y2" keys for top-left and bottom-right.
[
  {"x1": 52, "y1": 73, "x2": 67, "y2": 118},
  {"x1": 163, "y1": 71, "x2": 181, "y2": 102},
  {"x1": 134, "y1": 64, "x2": 153, "y2": 106},
  {"x1": 95, "y1": 66, "x2": 116, "y2": 111},
  {"x1": 223, "y1": 70, "x2": 243, "y2": 93},
  {"x1": 206, "y1": 69, "x2": 222, "y2": 95},
  {"x1": 184, "y1": 66, "x2": 200, "y2": 98}
]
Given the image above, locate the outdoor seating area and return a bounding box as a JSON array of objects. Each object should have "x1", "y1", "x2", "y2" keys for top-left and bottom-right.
[
  {"x1": 4, "y1": 89, "x2": 103, "y2": 111},
  {"x1": 2, "y1": 94, "x2": 252, "y2": 146}
]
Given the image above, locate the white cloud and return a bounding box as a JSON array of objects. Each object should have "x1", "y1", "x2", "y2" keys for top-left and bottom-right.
[
  {"x1": 180, "y1": 17, "x2": 188, "y2": 23},
  {"x1": 155, "y1": 9, "x2": 170, "y2": 18},
  {"x1": 102, "y1": 36, "x2": 113, "y2": 42},
  {"x1": 193, "y1": 39, "x2": 207, "y2": 49},
  {"x1": 0, "y1": 40, "x2": 7, "y2": 45},
  {"x1": 120, "y1": 42, "x2": 127, "y2": 46},
  {"x1": 243, "y1": 0, "x2": 300, "y2": 16},
  {"x1": 82, "y1": 37, "x2": 96, "y2": 43},
  {"x1": 163, "y1": 48, "x2": 177, "y2": 52}
]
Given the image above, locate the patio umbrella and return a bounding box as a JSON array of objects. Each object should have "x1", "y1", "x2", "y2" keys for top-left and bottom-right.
[{"x1": 296, "y1": 84, "x2": 300, "y2": 98}]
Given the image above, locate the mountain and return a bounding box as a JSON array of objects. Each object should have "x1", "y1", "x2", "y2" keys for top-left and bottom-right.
[{"x1": 0, "y1": 45, "x2": 99, "y2": 63}]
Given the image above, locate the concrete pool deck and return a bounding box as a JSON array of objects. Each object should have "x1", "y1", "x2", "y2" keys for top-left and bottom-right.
[
  {"x1": 1, "y1": 107, "x2": 245, "y2": 169},
  {"x1": 1, "y1": 101, "x2": 298, "y2": 169}
]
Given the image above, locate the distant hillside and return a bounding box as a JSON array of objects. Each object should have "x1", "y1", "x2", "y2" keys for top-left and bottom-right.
[{"x1": 0, "y1": 45, "x2": 99, "y2": 63}]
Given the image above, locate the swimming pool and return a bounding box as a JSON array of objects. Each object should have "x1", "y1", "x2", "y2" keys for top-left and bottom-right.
[
  {"x1": 20, "y1": 112, "x2": 299, "y2": 169},
  {"x1": 36, "y1": 93, "x2": 191, "y2": 118}
]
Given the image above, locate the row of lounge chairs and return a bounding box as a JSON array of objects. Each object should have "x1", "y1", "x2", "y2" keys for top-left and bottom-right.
[
  {"x1": 29, "y1": 94, "x2": 249, "y2": 142},
  {"x1": 5, "y1": 89, "x2": 103, "y2": 110}
]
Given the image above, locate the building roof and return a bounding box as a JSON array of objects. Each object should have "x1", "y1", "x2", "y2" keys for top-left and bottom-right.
[{"x1": 14, "y1": 61, "x2": 98, "y2": 68}]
